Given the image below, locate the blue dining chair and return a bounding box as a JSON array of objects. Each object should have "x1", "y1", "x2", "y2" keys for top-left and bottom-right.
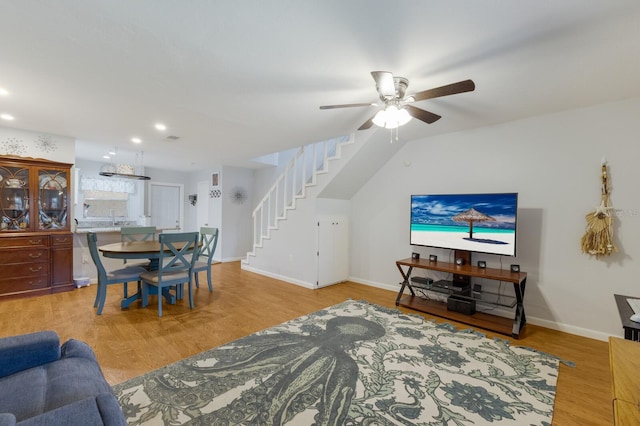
[
  {"x1": 86, "y1": 232, "x2": 147, "y2": 315},
  {"x1": 192, "y1": 227, "x2": 219, "y2": 292},
  {"x1": 120, "y1": 226, "x2": 157, "y2": 266},
  {"x1": 120, "y1": 226, "x2": 157, "y2": 242},
  {"x1": 140, "y1": 232, "x2": 199, "y2": 317}
]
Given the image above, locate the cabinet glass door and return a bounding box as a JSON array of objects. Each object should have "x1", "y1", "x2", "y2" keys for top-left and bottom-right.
[
  {"x1": 38, "y1": 169, "x2": 68, "y2": 230},
  {"x1": 0, "y1": 165, "x2": 30, "y2": 231}
]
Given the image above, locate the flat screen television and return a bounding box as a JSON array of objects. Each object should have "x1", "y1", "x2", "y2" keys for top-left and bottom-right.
[{"x1": 410, "y1": 192, "x2": 518, "y2": 257}]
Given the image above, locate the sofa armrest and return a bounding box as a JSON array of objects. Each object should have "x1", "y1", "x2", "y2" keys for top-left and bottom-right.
[
  {"x1": 11, "y1": 395, "x2": 126, "y2": 426},
  {"x1": 0, "y1": 331, "x2": 60, "y2": 378},
  {"x1": 60, "y1": 339, "x2": 98, "y2": 363}
]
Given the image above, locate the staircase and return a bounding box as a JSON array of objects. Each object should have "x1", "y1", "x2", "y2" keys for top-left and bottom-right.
[{"x1": 243, "y1": 134, "x2": 353, "y2": 264}]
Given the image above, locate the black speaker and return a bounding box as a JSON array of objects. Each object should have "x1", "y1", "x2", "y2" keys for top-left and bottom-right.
[
  {"x1": 411, "y1": 252, "x2": 420, "y2": 260},
  {"x1": 510, "y1": 264, "x2": 520, "y2": 273},
  {"x1": 455, "y1": 258, "x2": 465, "y2": 266},
  {"x1": 447, "y1": 295, "x2": 476, "y2": 315},
  {"x1": 477, "y1": 261, "x2": 486, "y2": 269},
  {"x1": 429, "y1": 254, "x2": 437, "y2": 262}
]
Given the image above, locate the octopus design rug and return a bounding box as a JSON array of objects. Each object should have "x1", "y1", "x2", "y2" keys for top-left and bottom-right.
[{"x1": 113, "y1": 300, "x2": 563, "y2": 425}]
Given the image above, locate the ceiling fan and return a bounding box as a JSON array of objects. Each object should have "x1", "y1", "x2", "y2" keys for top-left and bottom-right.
[{"x1": 320, "y1": 71, "x2": 475, "y2": 130}]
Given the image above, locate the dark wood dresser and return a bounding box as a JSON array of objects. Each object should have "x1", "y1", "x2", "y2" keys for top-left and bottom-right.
[{"x1": 0, "y1": 156, "x2": 74, "y2": 299}]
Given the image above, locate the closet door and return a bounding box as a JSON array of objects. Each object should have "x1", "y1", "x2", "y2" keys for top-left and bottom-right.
[{"x1": 316, "y1": 216, "x2": 349, "y2": 287}]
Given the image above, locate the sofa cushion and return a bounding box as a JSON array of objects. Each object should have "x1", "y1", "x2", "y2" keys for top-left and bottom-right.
[
  {"x1": 0, "y1": 355, "x2": 113, "y2": 422},
  {"x1": 14, "y1": 395, "x2": 125, "y2": 426}
]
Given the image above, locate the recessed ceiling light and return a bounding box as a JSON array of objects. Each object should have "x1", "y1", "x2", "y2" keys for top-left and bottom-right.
[
  {"x1": 131, "y1": 137, "x2": 142, "y2": 144},
  {"x1": 155, "y1": 123, "x2": 167, "y2": 131},
  {"x1": 0, "y1": 113, "x2": 15, "y2": 121},
  {"x1": 0, "y1": 88, "x2": 8, "y2": 96},
  {"x1": 103, "y1": 155, "x2": 111, "y2": 159}
]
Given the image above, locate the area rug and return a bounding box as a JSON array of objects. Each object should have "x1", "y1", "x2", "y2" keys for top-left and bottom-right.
[{"x1": 113, "y1": 300, "x2": 562, "y2": 425}]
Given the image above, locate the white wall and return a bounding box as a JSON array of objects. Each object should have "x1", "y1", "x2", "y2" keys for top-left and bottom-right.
[
  {"x1": 349, "y1": 97, "x2": 640, "y2": 341},
  {"x1": 0, "y1": 126, "x2": 74, "y2": 163},
  {"x1": 220, "y1": 165, "x2": 254, "y2": 261},
  {"x1": 74, "y1": 158, "x2": 145, "y2": 222},
  {"x1": 183, "y1": 166, "x2": 255, "y2": 261},
  {"x1": 252, "y1": 148, "x2": 298, "y2": 206}
]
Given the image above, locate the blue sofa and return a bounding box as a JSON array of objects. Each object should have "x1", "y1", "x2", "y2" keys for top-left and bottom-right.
[{"x1": 0, "y1": 331, "x2": 126, "y2": 426}]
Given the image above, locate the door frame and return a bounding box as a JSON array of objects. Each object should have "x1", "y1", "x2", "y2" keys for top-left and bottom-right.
[{"x1": 196, "y1": 180, "x2": 210, "y2": 230}]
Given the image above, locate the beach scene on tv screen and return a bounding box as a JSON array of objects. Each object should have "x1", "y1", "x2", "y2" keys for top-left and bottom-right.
[{"x1": 411, "y1": 193, "x2": 517, "y2": 256}]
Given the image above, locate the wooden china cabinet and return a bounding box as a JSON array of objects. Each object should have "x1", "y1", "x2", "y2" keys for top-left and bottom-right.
[{"x1": 0, "y1": 155, "x2": 74, "y2": 300}]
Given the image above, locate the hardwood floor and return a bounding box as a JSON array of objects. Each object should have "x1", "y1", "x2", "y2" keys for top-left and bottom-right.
[{"x1": 0, "y1": 261, "x2": 613, "y2": 425}]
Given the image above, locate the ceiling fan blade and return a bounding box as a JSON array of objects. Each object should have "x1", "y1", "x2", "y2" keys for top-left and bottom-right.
[
  {"x1": 319, "y1": 103, "x2": 375, "y2": 110},
  {"x1": 358, "y1": 115, "x2": 376, "y2": 130},
  {"x1": 411, "y1": 79, "x2": 475, "y2": 102},
  {"x1": 371, "y1": 71, "x2": 396, "y2": 99},
  {"x1": 405, "y1": 105, "x2": 441, "y2": 124}
]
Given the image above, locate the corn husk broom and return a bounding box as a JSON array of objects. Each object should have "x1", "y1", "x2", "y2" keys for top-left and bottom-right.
[{"x1": 581, "y1": 163, "x2": 617, "y2": 258}]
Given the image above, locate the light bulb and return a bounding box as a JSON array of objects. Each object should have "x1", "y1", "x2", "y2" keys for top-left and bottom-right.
[
  {"x1": 371, "y1": 105, "x2": 411, "y2": 129},
  {"x1": 397, "y1": 108, "x2": 412, "y2": 126},
  {"x1": 372, "y1": 110, "x2": 387, "y2": 127}
]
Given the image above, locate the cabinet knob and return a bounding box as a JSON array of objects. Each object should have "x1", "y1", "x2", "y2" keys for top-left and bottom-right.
[
  {"x1": 29, "y1": 266, "x2": 43, "y2": 273},
  {"x1": 28, "y1": 239, "x2": 42, "y2": 245},
  {"x1": 29, "y1": 253, "x2": 42, "y2": 259}
]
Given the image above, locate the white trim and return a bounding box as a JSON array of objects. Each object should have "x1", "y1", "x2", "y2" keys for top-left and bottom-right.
[
  {"x1": 241, "y1": 264, "x2": 315, "y2": 289},
  {"x1": 348, "y1": 275, "x2": 614, "y2": 342}
]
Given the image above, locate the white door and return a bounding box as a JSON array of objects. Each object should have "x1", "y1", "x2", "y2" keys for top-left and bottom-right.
[
  {"x1": 196, "y1": 181, "x2": 210, "y2": 230},
  {"x1": 317, "y1": 216, "x2": 349, "y2": 287},
  {"x1": 149, "y1": 182, "x2": 183, "y2": 230}
]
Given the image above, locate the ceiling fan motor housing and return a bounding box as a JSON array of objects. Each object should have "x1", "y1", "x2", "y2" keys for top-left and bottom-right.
[{"x1": 393, "y1": 77, "x2": 409, "y2": 100}]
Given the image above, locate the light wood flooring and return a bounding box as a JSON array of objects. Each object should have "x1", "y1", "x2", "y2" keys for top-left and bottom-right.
[{"x1": 0, "y1": 261, "x2": 613, "y2": 425}]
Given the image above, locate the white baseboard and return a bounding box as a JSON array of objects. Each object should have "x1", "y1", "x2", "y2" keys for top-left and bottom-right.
[
  {"x1": 240, "y1": 264, "x2": 315, "y2": 289},
  {"x1": 218, "y1": 256, "x2": 245, "y2": 263},
  {"x1": 348, "y1": 276, "x2": 614, "y2": 342},
  {"x1": 348, "y1": 276, "x2": 398, "y2": 292}
]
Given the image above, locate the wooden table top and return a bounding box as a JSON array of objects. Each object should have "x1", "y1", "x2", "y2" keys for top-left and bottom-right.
[
  {"x1": 99, "y1": 241, "x2": 165, "y2": 255},
  {"x1": 99, "y1": 240, "x2": 200, "y2": 260}
]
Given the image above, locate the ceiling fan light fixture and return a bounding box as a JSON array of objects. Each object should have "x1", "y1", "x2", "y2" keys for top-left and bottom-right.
[{"x1": 372, "y1": 105, "x2": 412, "y2": 129}]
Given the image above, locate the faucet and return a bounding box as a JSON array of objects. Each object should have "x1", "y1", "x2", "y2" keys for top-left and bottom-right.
[{"x1": 110, "y1": 209, "x2": 116, "y2": 226}]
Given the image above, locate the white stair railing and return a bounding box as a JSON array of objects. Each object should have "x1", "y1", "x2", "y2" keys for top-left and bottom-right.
[{"x1": 247, "y1": 135, "x2": 350, "y2": 258}]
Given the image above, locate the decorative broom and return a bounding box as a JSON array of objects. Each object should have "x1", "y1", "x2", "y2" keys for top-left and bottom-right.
[{"x1": 580, "y1": 162, "x2": 617, "y2": 258}]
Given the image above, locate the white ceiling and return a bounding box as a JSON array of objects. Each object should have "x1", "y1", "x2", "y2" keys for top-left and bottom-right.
[{"x1": 2, "y1": 1, "x2": 640, "y2": 171}]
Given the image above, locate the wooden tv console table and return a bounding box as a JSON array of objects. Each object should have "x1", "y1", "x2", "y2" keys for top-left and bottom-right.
[
  {"x1": 395, "y1": 257, "x2": 528, "y2": 338},
  {"x1": 609, "y1": 337, "x2": 640, "y2": 424}
]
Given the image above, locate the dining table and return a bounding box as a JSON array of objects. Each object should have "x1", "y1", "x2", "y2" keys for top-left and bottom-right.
[{"x1": 99, "y1": 240, "x2": 198, "y2": 309}]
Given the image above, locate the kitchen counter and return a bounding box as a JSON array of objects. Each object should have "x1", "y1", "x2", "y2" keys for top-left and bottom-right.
[
  {"x1": 74, "y1": 227, "x2": 122, "y2": 233},
  {"x1": 74, "y1": 226, "x2": 177, "y2": 234},
  {"x1": 74, "y1": 219, "x2": 139, "y2": 234}
]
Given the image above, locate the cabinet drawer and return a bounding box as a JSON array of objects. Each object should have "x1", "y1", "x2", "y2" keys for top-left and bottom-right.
[
  {"x1": 0, "y1": 276, "x2": 49, "y2": 293},
  {"x1": 0, "y1": 248, "x2": 49, "y2": 265},
  {"x1": 51, "y1": 234, "x2": 72, "y2": 247},
  {"x1": 0, "y1": 236, "x2": 49, "y2": 248},
  {"x1": 2, "y1": 263, "x2": 50, "y2": 278}
]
